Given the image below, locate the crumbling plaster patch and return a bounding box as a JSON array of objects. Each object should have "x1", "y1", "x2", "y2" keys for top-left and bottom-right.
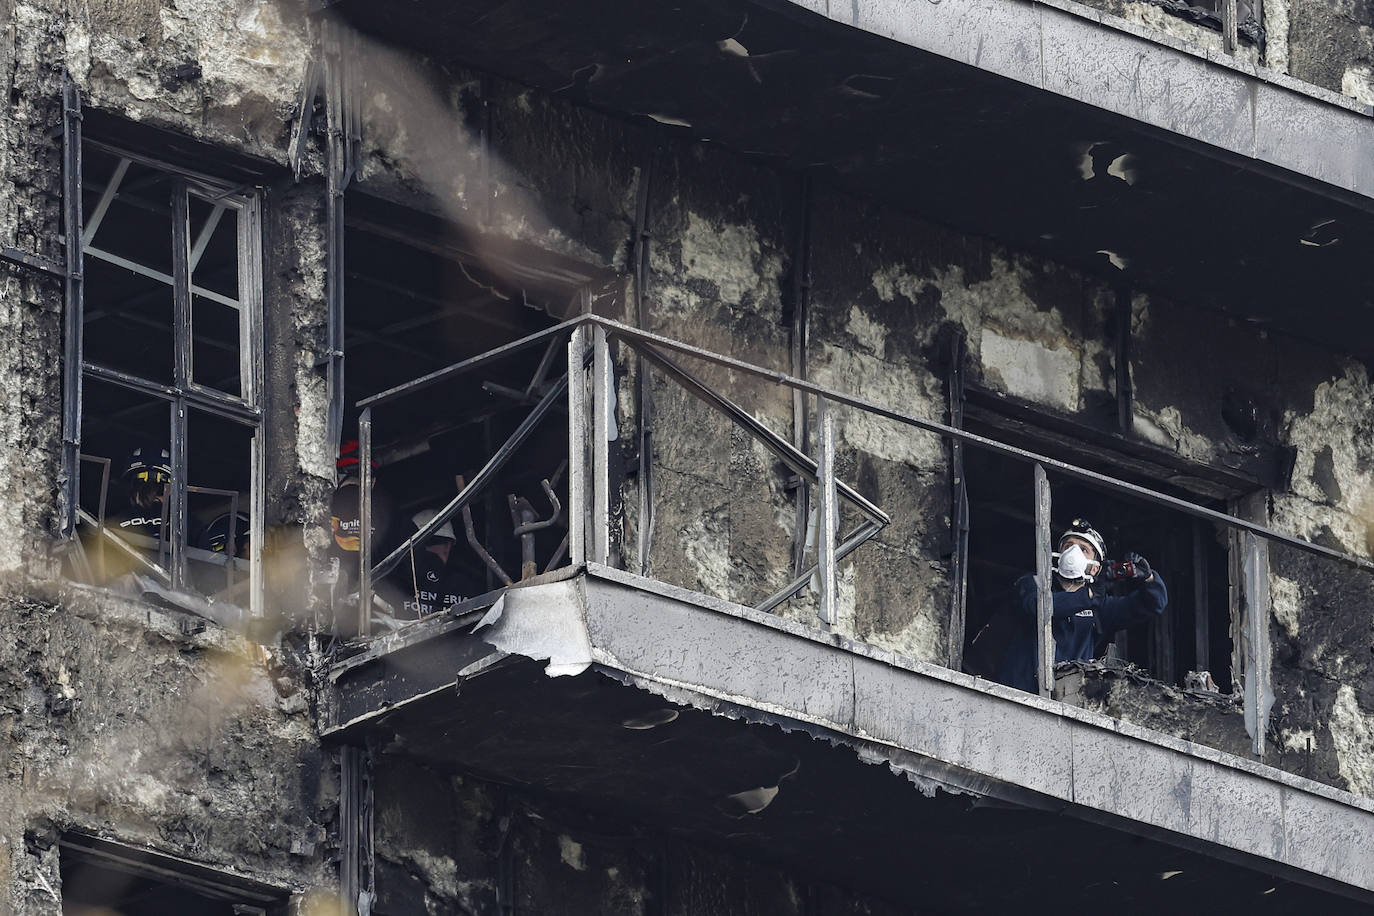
[
  {"x1": 1281, "y1": 726, "x2": 1316, "y2": 753},
  {"x1": 870, "y1": 255, "x2": 1111, "y2": 408},
  {"x1": 844, "y1": 304, "x2": 887, "y2": 357},
  {"x1": 1280, "y1": 363, "x2": 1374, "y2": 554},
  {"x1": 978, "y1": 329, "x2": 1079, "y2": 413},
  {"x1": 1266, "y1": 0, "x2": 1293, "y2": 72},
  {"x1": 1329, "y1": 684, "x2": 1374, "y2": 796},
  {"x1": 658, "y1": 210, "x2": 785, "y2": 315},
  {"x1": 679, "y1": 504, "x2": 735, "y2": 599},
  {"x1": 69, "y1": 0, "x2": 310, "y2": 151},
  {"x1": 0, "y1": 2, "x2": 65, "y2": 575},
  {"x1": 558, "y1": 835, "x2": 587, "y2": 871},
  {"x1": 1131, "y1": 404, "x2": 1218, "y2": 462},
  {"x1": 811, "y1": 345, "x2": 946, "y2": 470},
  {"x1": 1341, "y1": 64, "x2": 1374, "y2": 103},
  {"x1": 1271, "y1": 573, "x2": 1302, "y2": 638}
]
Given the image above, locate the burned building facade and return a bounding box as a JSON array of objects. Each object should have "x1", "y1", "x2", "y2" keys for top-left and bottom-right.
[{"x1": 2, "y1": 0, "x2": 1374, "y2": 912}]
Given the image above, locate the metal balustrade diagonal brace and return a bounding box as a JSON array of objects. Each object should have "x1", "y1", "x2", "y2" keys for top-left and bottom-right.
[
  {"x1": 625, "y1": 341, "x2": 889, "y2": 527},
  {"x1": 364, "y1": 372, "x2": 572, "y2": 587},
  {"x1": 621, "y1": 341, "x2": 889, "y2": 618}
]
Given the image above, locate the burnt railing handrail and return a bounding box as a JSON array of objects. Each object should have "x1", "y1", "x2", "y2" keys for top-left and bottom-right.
[{"x1": 357, "y1": 313, "x2": 1374, "y2": 608}]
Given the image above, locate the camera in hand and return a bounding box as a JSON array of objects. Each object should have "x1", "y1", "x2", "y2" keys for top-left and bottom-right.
[{"x1": 1103, "y1": 559, "x2": 1136, "y2": 581}]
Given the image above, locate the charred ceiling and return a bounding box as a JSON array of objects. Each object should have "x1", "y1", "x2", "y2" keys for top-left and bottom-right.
[{"x1": 324, "y1": 0, "x2": 1374, "y2": 362}]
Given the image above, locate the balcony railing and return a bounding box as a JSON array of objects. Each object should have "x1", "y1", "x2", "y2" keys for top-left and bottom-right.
[{"x1": 352, "y1": 313, "x2": 1374, "y2": 755}]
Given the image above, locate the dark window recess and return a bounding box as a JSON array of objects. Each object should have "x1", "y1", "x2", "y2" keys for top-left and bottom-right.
[
  {"x1": 341, "y1": 197, "x2": 606, "y2": 607},
  {"x1": 60, "y1": 834, "x2": 285, "y2": 916},
  {"x1": 959, "y1": 425, "x2": 1234, "y2": 694}
]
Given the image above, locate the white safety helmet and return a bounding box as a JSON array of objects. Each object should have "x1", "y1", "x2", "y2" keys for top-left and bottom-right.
[{"x1": 411, "y1": 508, "x2": 456, "y2": 542}]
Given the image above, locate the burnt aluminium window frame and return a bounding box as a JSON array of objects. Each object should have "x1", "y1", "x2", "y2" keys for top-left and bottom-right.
[{"x1": 61, "y1": 130, "x2": 266, "y2": 614}]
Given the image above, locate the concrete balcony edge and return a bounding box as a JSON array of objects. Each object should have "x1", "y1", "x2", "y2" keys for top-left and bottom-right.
[
  {"x1": 325, "y1": 564, "x2": 1374, "y2": 900},
  {"x1": 777, "y1": 0, "x2": 1374, "y2": 204}
]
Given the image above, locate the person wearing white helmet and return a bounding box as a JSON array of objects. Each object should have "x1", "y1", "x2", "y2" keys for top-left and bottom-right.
[
  {"x1": 393, "y1": 508, "x2": 464, "y2": 619},
  {"x1": 997, "y1": 518, "x2": 1168, "y2": 693}
]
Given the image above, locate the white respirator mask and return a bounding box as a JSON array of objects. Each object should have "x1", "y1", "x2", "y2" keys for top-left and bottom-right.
[{"x1": 1055, "y1": 543, "x2": 1094, "y2": 582}]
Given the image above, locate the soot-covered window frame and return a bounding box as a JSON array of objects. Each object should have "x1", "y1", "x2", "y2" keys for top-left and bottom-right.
[
  {"x1": 953, "y1": 388, "x2": 1243, "y2": 694},
  {"x1": 62, "y1": 135, "x2": 266, "y2": 614}
]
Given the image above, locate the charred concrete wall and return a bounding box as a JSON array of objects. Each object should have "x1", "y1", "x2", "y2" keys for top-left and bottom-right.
[
  {"x1": 0, "y1": 587, "x2": 328, "y2": 912},
  {"x1": 370, "y1": 752, "x2": 910, "y2": 916},
  {"x1": 0, "y1": 0, "x2": 68, "y2": 576}
]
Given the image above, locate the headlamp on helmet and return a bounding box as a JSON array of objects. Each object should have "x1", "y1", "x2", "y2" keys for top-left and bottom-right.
[{"x1": 124, "y1": 445, "x2": 172, "y2": 487}]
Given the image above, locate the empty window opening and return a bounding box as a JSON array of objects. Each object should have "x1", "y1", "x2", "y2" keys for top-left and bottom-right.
[
  {"x1": 959, "y1": 424, "x2": 1234, "y2": 694},
  {"x1": 1153, "y1": 0, "x2": 1263, "y2": 45},
  {"x1": 64, "y1": 141, "x2": 263, "y2": 617},
  {"x1": 339, "y1": 198, "x2": 600, "y2": 623},
  {"x1": 60, "y1": 834, "x2": 285, "y2": 916}
]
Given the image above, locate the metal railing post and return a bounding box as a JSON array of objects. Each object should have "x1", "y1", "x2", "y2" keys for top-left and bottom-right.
[
  {"x1": 1192, "y1": 519, "x2": 1209, "y2": 676},
  {"x1": 591, "y1": 325, "x2": 612, "y2": 566},
  {"x1": 817, "y1": 397, "x2": 838, "y2": 628},
  {"x1": 567, "y1": 325, "x2": 589, "y2": 567},
  {"x1": 1242, "y1": 530, "x2": 1272, "y2": 757},
  {"x1": 1034, "y1": 463, "x2": 1054, "y2": 698},
  {"x1": 358, "y1": 408, "x2": 373, "y2": 637}
]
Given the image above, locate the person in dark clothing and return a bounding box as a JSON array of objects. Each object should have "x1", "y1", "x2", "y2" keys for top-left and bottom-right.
[
  {"x1": 998, "y1": 518, "x2": 1168, "y2": 693},
  {"x1": 109, "y1": 445, "x2": 172, "y2": 547},
  {"x1": 392, "y1": 508, "x2": 464, "y2": 619},
  {"x1": 329, "y1": 439, "x2": 395, "y2": 590}
]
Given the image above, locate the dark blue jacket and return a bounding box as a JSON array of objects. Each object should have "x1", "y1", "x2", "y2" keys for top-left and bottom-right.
[{"x1": 997, "y1": 572, "x2": 1168, "y2": 693}]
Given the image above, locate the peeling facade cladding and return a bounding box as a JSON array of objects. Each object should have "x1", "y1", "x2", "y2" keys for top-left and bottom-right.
[{"x1": 2, "y1": 0, "x2": 1374, "y2": 912}]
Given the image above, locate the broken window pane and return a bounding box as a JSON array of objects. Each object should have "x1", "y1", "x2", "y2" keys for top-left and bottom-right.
[
  {"x1": 83, "y1": 151, "x2": 176, "y2": 275},
  {"x1": 189, "y1": 194, "x2": 245, "y2": 397},
  {"x1": 82, "y1": 149, "x2": 178, "y2": 385},
  {"x1": 75, "y1": 378, "x2": 174, "y2": 586},
  {"x1": 188, "y1": 193, "x2": 240, "y2": 299},
  {"x1": 191, "y1": 293, "x2": 243, "y2": 397},
  {"x1": 186, "y1": 407, "x2": 254, "y2": 601},
  {"x1": 83, "y1": 256, "x2": 176, "y2": 385}
]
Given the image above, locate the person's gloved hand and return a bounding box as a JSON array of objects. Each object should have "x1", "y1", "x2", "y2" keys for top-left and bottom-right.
[{"x1": 1126, "y1": 552, "x2": 1152, "y2": 580}]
